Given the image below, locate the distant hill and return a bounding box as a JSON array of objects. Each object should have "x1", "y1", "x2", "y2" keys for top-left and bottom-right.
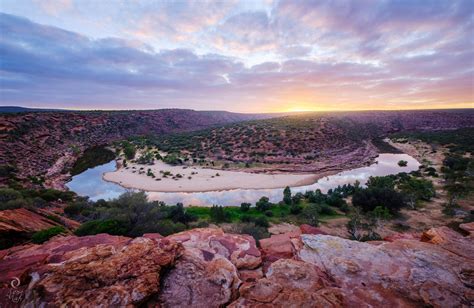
[{"x1": 0, "y1": 106, "x2": 67, "y2": 113}]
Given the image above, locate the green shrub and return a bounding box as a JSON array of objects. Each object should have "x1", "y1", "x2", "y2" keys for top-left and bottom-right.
[
  {"x1": 302, "y1": 204, "x2": 319, "y2": 226},
  {"x1": 240, "y1": 214, "x2": 254, "y2": 223},
  {"x1": 75, "y1": 219, "x2": 128, "y2": 236},
  {"x1": 352, "y1": 187, "x2": 406, "y2": 214},
  {"x1": 210, "y1": 205, "x2": 230, "y2": 223},
  {"x1": 154, "y1": 220, "x2": 186, "y2": 236},
  {"x1": 240, "y1": 202, "x2": 251, "y2": 212},
  {"x1": 239, "y1": 224, "x2": 270, "y2": 242},
  {"x1": 32, "y1": 226, "x2": 65, "y2": 244},
  {"x1": 254, "y1": 216, "x2": 269, "y2": 228},
  {"x1": 256, "y1": 196, "x2": 271, "y2": 212},
  {"x1": 0, "y1": 188, "x2": 22, "y2": 203},
  {"x1": 319, "y1": 204, "x2": 336, "y2": 216},
  {"x1": 371, "y1": 206, "x2": 391, "y2": 220},
  {"x1": 283, "y1": 186, "x2": 292, "y2": 205},
  {"x1": 290, "y1": 204, "x2": 302, "y2": 215},
  {"x1": 264, "y1": 210, "x2": 274, "y2": 217},
  {"x1": 398, "y1": 160, "x2": 408, "y2": 167}
]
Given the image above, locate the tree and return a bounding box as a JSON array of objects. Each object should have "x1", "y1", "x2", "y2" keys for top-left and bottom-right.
[
  {"x1": 256, "y1": 196, "x2": 271, "y2": 212},
  {"x1": 291, "y1": 192, "x2": 304, "y2": 204},
  {"x1": 352, "y1": 187, "x2": 406, "y2": 214},
  {"x1": 366, "y1": 176, "x2": 395, "y2": 189},
  {"x1": 398, "y1": 178, "x2": 435, "y2": 209},
  {"x1": 240, "y1": 202, "x2": 251, "y2": 212},
  {"x1": 283, "y1": 186, "x2": 292, "y2": 205}
]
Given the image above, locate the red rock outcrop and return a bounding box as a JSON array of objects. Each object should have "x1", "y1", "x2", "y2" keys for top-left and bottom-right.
[
  {"x1": 299, "y1": 224, "x2": 328, "y2": 235},
  {"x1": 298, "y1": 231, "x2": 473, "y2": 307},
  {"x1": 159, "y1": 249, "x2": 241, "y2": 307},
  {"x1": 0, "y1": 208, "x2": 76, "y2": 248},
  {"x1": 166, "y1": 228, "x2": 261, "y2": 270},
  {"x1": 0, "y1": 226, "x2": 472, "y2": 307},
  {"x1": 160, "y1": 228, "x2": 262, "y2": 307},
  {"x1": 259, "y1": 230, "x2": 302, "y2": 271},
  {"x1": 0, "y1": 208, "x2": 60, "y2": 234},
  {"x1": 229, "y1": 259, "x2": 345, "y2": 307},
  {"x1": 0, "y1": 234, "x2": 182, "y2": 307}
]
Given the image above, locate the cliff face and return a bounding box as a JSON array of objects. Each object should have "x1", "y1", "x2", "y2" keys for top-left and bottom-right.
[
  {"x1": 1, "y1": 224, "x2": 472, "y2": 307},
  {"x1": 0, "y1": 109, "x2": 270, "y2": 188}
]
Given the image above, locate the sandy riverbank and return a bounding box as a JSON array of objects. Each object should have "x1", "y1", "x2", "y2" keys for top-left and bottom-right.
[{"x1": 103, "y1": 159, "x2": 322, "y2": 192}]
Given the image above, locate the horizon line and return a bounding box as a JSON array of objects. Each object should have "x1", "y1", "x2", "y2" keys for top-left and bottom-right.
[{"x1": 1, "y1": 105, "x2": 473, "y2": 114}]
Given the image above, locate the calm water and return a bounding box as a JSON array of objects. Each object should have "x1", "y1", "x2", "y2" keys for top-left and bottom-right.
[{"x1": 67, "y1": 153, "x2": 419, "y2": 205}]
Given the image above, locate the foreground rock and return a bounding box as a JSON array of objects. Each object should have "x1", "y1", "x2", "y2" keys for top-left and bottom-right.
[
  {"x1": 230, "y1": 259, "x2": 344, "y2": 307},
  {"x1": 161, "y1": 228, "x2": 261, "y2": 307},
  {"x1": 166, "y1": 228, "x2": 261, "y2": 270},
  {"x1": 0, "y1": 208, "x2": 79, "y2": 249},
  {"x1": 0, "y1": 226, "x2": 472, "y2": 307},
  {"x1": 0, "y1": 234, "x2": 182, "y2": 307},
  {"x1": 298, "y1": 229, "x2": 474, "y2": 307}
]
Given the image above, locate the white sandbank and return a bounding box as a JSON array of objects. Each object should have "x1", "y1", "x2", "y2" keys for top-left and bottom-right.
[{"x1": 103, "y1": 160, "x2": 318, "y2": 192}]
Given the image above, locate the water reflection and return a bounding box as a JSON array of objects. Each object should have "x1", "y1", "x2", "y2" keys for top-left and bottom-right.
[
  {"x1": 66, "y1": 161, "x2": 128, "y2": 201},
  {"x1": 68, "y1": 153, "x2": 419, "y2": 206}
]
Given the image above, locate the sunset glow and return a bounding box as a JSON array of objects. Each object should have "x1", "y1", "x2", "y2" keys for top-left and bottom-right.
[{"x1": 0, "y1": 0, "x2": 472, "y2": 112}]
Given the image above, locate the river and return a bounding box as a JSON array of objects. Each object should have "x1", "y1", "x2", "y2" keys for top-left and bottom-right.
[{"x1": 66, "y1": 153, "x2": 419, "y2": 206}]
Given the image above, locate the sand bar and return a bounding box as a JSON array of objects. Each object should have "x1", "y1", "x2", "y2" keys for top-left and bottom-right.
[{"x1": 103, "y1": 160, "x2": 319, "y2": 192}]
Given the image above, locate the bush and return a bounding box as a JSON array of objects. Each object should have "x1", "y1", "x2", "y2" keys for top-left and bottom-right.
[
  {"x1": 326, "y1": 195, "x2": 346, "y2": 208},
  {"x1": 238, "y1": 224, "x2": 270, "y2": 242},
  {"x1": 75, "y1": 219, "x2": 128, "y2": 236},
  {"x1": 302, "y1": 204, "x2": 319, "y2": 226},
  {"x1": 319, "y1": 204, "x2": 336, "y2": 216},
  {"x1": 240, "y1": 202, "x2": 251, "y2": 212},
  {"x1": 123, "y1": 142, "x2": 136, "y2": 160},
  {"x1": 254, "y1": 216, "x2": 269, "y2": 228},
  {"x1": 240, "y1": 214, "x2": 254, "y2": 223},
  {"x1": 398, "y1": 160, "x2": 408, "y2": 167},
  {"x1": 169, "y1": 203, "x2": 197, "y2": 225},
  {"x1": 264, "y1": 210, "x2": 273, "y2": 217},
  {"x1": 366, "y1": 176, "x2": 396, "y2": 189},
  {"x1": 291, "y1": 192, "x2": 304, "y2": 204},
  {"x1": 371, "y1": 206, "x2": 391, "y2": 220},
  {"x1": 290, "y1": 204, "x2": 302, "y2": 214},
  {"x1": 32, "y1": 226, "x2": 65, "y2": 244},
  {"x1": 154, "y1": 220, "x2": 186, "y2": 236},
  {"x1": 0, "y1": 188, "x2": 22, "y2": 203},
  {"x1": 398, "y1": 177, "x2": 435, "y2": 208},
  {"x1": 256, "y1": 196, "x2": 271, "y2": 212},
  {"x1": 210, "y1": 205, "x2": 230, "y2": 223},
  {"x1": 352, "y1": 187, "x2": 406, "y2": 214},
  {"x1": 64, "y1": 201, "x2": 88, "y2": 217}
]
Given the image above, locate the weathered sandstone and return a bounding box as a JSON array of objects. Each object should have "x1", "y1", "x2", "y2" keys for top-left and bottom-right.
[{"x1": 0, "y1": 225, "x2": 472, "y2": 307}]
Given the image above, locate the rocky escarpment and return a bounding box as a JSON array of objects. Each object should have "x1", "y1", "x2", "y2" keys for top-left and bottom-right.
[
  {"x1": 0, "y1": 224, "x2": 472, "y2": 307},
  {"x1": 0, "y1": 109, "x2": 270, "y2": 189},
  {"x1": 1, "y1": 109, "x2": 473, "y2": 189}
]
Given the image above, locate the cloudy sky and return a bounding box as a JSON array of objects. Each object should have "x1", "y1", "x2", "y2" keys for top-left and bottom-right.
[{"x1": 0, "y1": 0, "x2": 472, "y2": 112}]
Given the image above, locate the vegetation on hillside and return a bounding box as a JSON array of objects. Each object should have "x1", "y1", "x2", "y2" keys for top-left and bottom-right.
[
  {"x1": 391, "y1": 128, "x2": 473, "y2": 218},
  {"x1": 70, "y1": 146, "x2": 115, "y2": 176}
]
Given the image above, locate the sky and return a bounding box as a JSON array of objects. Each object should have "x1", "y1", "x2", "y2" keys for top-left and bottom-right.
[{"x1": 0, "y1": 0, "x2": 473, "y2": 113}]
